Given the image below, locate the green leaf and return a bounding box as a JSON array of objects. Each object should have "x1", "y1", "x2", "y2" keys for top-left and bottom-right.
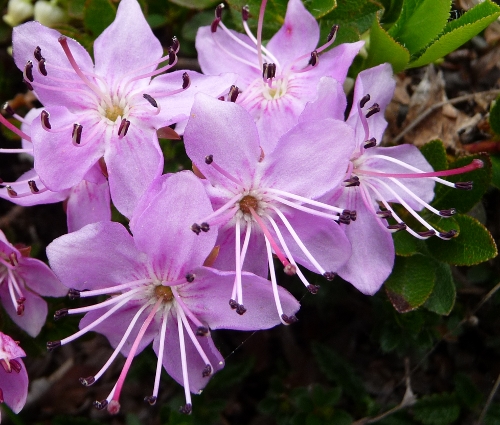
[
  {"x1": 388, "y1": 0, "x2": 452, "y2": 54},
  {"x1": 490, "y1": 154, "x2": 500, "y2": 189},
  {"x1": 489, "y1": 96, "x2": 500, "y2": 137},
  {"x1": 84, "y1": 0, "x2": 116, "y2": 37},
  {"x1": 393, "y1": 230, "x2": 421, "y2": 256},
  {"x1": 424, "y1": 261, "x2": 455, "y2": 315},
  {"x1": 431, "y1": 153, "x2": 491, "y2": 214},
  {"x1": 426, "y1": 214, "x2": 498, "y2": 266},
  {"x1": 365, "y1": 13, "x2": 410, "y2": 72},
  {"x1": 454, "y1": 373, "x2": 483, "y2": 410},
  {"x1": 420, "y1": 139, "x2": 448, "y2": 173},
  {"x1": 408, "y1": 0, "x2": 500, "y2": 68},
  {"x1": 304, "y1": 0, "x2": 337, "y2": 19},
  {"x1": 413, "y1": 393, "x2": 460, "y2": 425},
  {"x1": 384, "y1": 254, "x2": 435, "y2": 312},
  {"x1": 377, "y1": 0, "x2": 403, "y2": 26}
]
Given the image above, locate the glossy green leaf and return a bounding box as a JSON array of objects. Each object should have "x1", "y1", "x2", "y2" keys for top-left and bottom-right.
[
  {"x1": 388, "y1": 0, "x2": 451, "y2": 54},
  {"x1": 384, "y1": 254, "x2": 435, "y2": 313},
  {"x1": 413, "y1": 393, "x2": 460, "y2": 425},
  {"x1": 365, "y1": 13, "x2": 409, "y2": 72},
  {"x1": 431, "y1": 153, "x2": 491, "y2": 214},
  {"x1": 84, "y1": 0, "x2": 116, "y2": 37},
  {"x1": 377, "y1": 0, "x2": 403, "y2": 25},
  {"x1": 426, "y1": 214, "x2": 497, "y2": 266},
  {"x1": 420, "y1": 139, "x2": 448, "y2": 173},
  {"x1": 490, "y1": 154, "x2": 500, "y2": 189},
  {"x1": 393, "y1": 230, "x2": 420, "y2": 256},
  {"x1": 424, "y1": 261, "x2": 455, "y2": 315},
  {"x1": 489, "y1": 96, "x2": 500, "y2": 137},
  {"x1": 408, "y1": 0, "x2": 500, "y2": 68},
  {"x1": 169, "y1": 0, "x2": 219, "y2": 10}
]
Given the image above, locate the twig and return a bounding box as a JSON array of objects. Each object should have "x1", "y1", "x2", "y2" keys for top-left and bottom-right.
[
  {"x1": 476, "y1": 372, "x2": 500, "y2": 425},
  {"x1": 393, "y1": 89, "x2": 500, "y2": 144}
]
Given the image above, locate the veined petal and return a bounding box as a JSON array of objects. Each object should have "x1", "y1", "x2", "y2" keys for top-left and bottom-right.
[
  {"x1": 266, "y1": 0, "x2": 319, "y2": 66},
  {"x1": 179, "y1": 267, "x2": 300, "y2": 330},
  {"x1": 66, "y1": 178, "x2": 111, "y2": 233},
  {"x1": 299, "y1": 77, "x2": 346, "y2": 123},
  {"x1": 47, "y1": 221, "x2": 146, "y2": 291},
  {"x1": 335, "y1": 186, "x2": 394, "y2": 295},
  {"x1": 153, "y1": 310, "x2": 224, "y2": 394},
  {"x1": 12, "y1": 22, "x2": 96, "y2": 109},
  {"x1": 131, "y1": 172, "x2": 217, "y2": 280},
  {"x1": 31, "y1": 106, "x2": 105, "y2": 192},
  {"x1": 260, "y1": 118, "x2": 355, "y2": 199},
  {"x1": 0, "y1": 358, "x2": 28, "y2": 413},
  {"x1": 105, "y1": 125, "x2": 163, "y2": 219},
  {"x1": 93, "y1": 0, "x2": 162, "y2": 90},
  {"x1": 184, "y1": 94, "x2": 261, "y2": 187},
  {"x1": 18, "y1": 257, "x2": 67, "y2": 297}
]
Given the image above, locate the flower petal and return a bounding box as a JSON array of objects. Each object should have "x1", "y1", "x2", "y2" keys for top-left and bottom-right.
[
  {"x1": 131, "y1": 172, "x2": 217, "y2": 279},
  {"x1": 299, "y1": 77, "x2": 346, "y2": 123},
  {"x1": 93, "y1": 0, "x2": 162, "y2": 90},
  {"x1": 266, "y1": 0, "x2": 319, "y2": 67},
  {"x1": 105, "y1": 125, "x2": 163, "y2": 219},
  {"x1": 153, "y1": 310, "x2": 224, "y2": 394},
  {"x1": 0, "y1": 358, "x2": 28, "y2": 413},
  {"x1": 179, "y1": 267, "x2": 300, "y2": 330},
  {"x1": 184, "y1": 94, "x2": 261, "y2": 187},
  {"x1": 47, "y1": 221, "x2": 146, "y2": 291},
  {"x1": 18, "y1": 257, "x2": 67, "y2": 297}
]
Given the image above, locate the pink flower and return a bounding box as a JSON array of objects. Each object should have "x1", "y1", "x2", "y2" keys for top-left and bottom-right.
[
  {"x1": 0, "y1": 230, "x2": 66, "y2": 336},
  {"x1": 47, "y1": 172, "x2": 299, "y2": 414},
  {"x1": 196, "y1": 0, "x2": 363, "y2": 151},
  {"x1": 0, "y1": 332, "x2": 28, "y2": 420}
]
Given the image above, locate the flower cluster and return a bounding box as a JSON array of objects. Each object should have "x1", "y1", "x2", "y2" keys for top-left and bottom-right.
[{"x1": 0, "y1": 0, "x2": 483, "y2": 418}]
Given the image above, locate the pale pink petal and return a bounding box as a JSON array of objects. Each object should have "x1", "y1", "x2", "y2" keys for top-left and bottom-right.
[
  {"x1": 18, "y1": 257, "x2": 67, "y2": 297},
  {"x1": 0, "y1": 358, "x2": 28, "y2": 413},
  {"x1": 299, "y1": 77, "x2": 346, "y2": 123}
]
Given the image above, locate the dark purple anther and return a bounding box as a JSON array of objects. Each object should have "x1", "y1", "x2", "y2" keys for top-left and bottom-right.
[
  {"x1": 338, "y1": 214, "x2": 351, "y2": 225},
  {"x1": 143, "y1": 94, "x2": 158, "y2": 108},
  {"x1": 185, "y1": 273, "x2": 195, "y2": 283},
  {"x1": 236, "y1": 304, "x2": 247, "y2": 315},
  {"x1": 364, "y1": 137, "x2": 377, "y2": 149},
  {"x1": 41, "y1": 110, "x2": 51, "y2": 130},
  {"x1": 366, "y1": 103, "x2": 380, "y2": 118},
  {"x1": 205, "y1": 154, "x2": 214, "y2": 164},
  {"x1": 439, "y1": 230, "x2": 457, "y2": 239},
  {"x1": 171, "y1": 36, "x2": 180, "y2": 52},
  {"x1": 54, "y1": 308, "x2": 68, "y2": 320},
  {"x1": 349, "y1": 210, "x2": 357, "y2": 221},
  {"x1": 38, "y1": 58, "x2": 47, "y2": 76},
  {"x1": 307, "y1": 284, "x2": 320, "y2": 294},
  {"x1": 242, "y1": 5, "x2": 250, "y2": 21},
  {"x1": 360, "y1": 94, "x2": 370, "y2": 108},
  {"x1": 168, "y1": 48, "x2": 176, "y2": 66},
  {"x1": 118, "y1": 119, "x2": 130, "y2": 137},
  {"x1": 93, "y1": 400, "x2": 108, "y2": 410},
  {"x1": 308, "y1": 50, "x2": 319, "y2": 67},
  {"x1": 281, "y1": 314, "x2": 298, "y2": 325},
  {"x1": 180, "y1": 404, "x2": 193, "y2": 415},
  {"x1": 28, "y1": 180, "x2": 39, "y2": 194},
  {"x1": 196, "y1": 326, "x2": 209, "y2": 336},
  {"x1": 79, "y1": 376, "x2": 95, "y2": 386},
  {"x1": 23, "y1": 80, "x2": 33, "y2": 91},
  {"x1": 46, "y1": 340, "x2": 61, "y2": 351},
  {"x1": 145, "y1": 396, "x2": 157, "y2": 405},
  {"x1": 182, "y1": 72, "x2": 190, "y2": 89},
  {"x1": 68, "y1": 288, "x2": 80, "y2": 299},
  {"x1": 439, "y1": 208, "x2": 456, "y2": 217},
  {"x1": 16, "y1": 304, "x2": 24, "y2": 315},
  {"x1": 327, "y1": 24, "x2": 339, "y2": 42},
  {"x1": 323, "y1": 271, "x2": 336, "y2": 281},
  {"x1": 25, "y1": 61, "x2": 34, "y2": 82},
  {"x1": 229, "y1": 299, "x2": 238, "y2": 309},
  {"x1": 418, "y1": 230, "x2": 436, "y2": 237},
  {"x1": 215, "y1": 3, "x2": 224, "y2": 18},
  {"x1": 34, "y1": 46, "x2": 43, "y2": 61},
  {"x1": 344, "y1": 176, "x2": 360, "y2": 187},
  {"x1": 72, "y1": 124, "x2": 83, "y2": 144},
  {"x1": 455, "y1": 181, "x2": 473, "y2": 190},
  {"x1": 191, "y1": 223, "x2": 201, "y2": 235},
  {"x1": 2, "y1": 102, "x2": 15, "y2": 117},
  {"x1": 6, "y1": 186, "x2": 17, "y2": 197},
  {"x1": 229, "y1": 85, "x2": 240, "y2": 102},
  {"x1": 387, "y1": 223, "x2": 407, "y2": 232},
  {"x1": 377, "y1": 210, "x2": 392, "y2": 219},
  {"x1": 10, "y1": 360, "x2": 21, "y2": 373},
  {"x1": 202, "y1": 364, "x2": 212, "y2": 377}
]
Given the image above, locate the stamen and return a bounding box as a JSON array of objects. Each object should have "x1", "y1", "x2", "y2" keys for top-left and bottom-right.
[
  {"x1": 1, "y1": 102, "x2": 15, "y2": 117},
  {"x1": 229, "y1": 85, "x2": 240, "y2": 102},
  {"x1": 47, "y1": 340, "x2": 61, "y2": 351},
  {"x1": 176, "y1": 305, "x2": 193, "y2": 411},
  {"x1": 281, "y1": 314, "x2": 298, "y2": 324},
  {"x1": 143, "y1": 94, "x2": 158, "y2": 108},
  {"x1": 242, "y1": 5, "x2": 250, "y2": 21},
  {"x1": 455, "y1": 181, "x2": 473, "y2": 190},
  {"x1": 366, "y1": 103, "x2": 380, "y2": 118},
  {"x1": 72, "y1": 124, "x2": 83, "y2": 144},
  {"x1": 186, "y1": 273, "x2": 195, "y2": 283},
  {"x1": 439, "y1": 230, "x2": 457, "y2": 239},
  {"x1": 194, "y1": 193, "x2": 242, "y2": 227},
  {"x1": 182, "y1": 72, "x2": 190, "y2": 90},
  {"x1": 27, "y1": 180, "x2": 39, "y2": 194},
  {"x1": 68, "y1": 289, "x2": 80, "y2": 299},
  {"x1": 307, "y1": 284, "x2": 320, "y2": 294},
  {"x1": 0, "y1": 112, "x2": 32, "y2": 142},
  {"x1": 326, "y1": 24, "x2": 339, "y2": 42},
  {"x1": 6, "y1": 186, "x2": 17, "y2": 197},
  {"x1": 24, "y1": 61, "x2": 34, "y2": 82},
  {"x1": 40, "y1": 110, "x2": 51, "y2": 130},
  {"x1": 54, "y1": 308, "x2": 68, "y2": 320},
  {"x1": 204, "y1": 154, "x2": 243, "y2": 186},
  {"x1": 264, "y1": 188, "x2": 345, "y2": 213},
  {"x1": 364, "y1": 138, "x2": 377, "y2": 149},
  {"x1": 308, "y1": 51, "x2": 319, "y2": 67},
  {"x1": 34, "y1": 46, "x2": 43, "y2": 61},
  {"x1": 171, "y1": 36, "x2": 180, "y2": 53},
  {"x1": 171, "y1": 287, "x2": 209, "y2": 331},
  {"x1": 360, "y1": 94, "x2": 370, "y2": 108},
  {"x1": 387, "y1": 223, "x2": 407, "y2": 232},
  {"x1": 93, "y1": 399, "x2": 108, "y2": 410},
  {"x1": 264, "y1": 237, "x2": 289, "y2": 325},
  {"x1": 38, "y1": 58, "x2": 47, "y2": 76},
  {"x1": 118, "y1": 119, "x2": 130, "y2": 137},
  {"x1": 10, "y1": 360, "x2": 21, "y2": 373},
  {"x1": 79, "y1": 376, "x2": 95, "y2": 386}
]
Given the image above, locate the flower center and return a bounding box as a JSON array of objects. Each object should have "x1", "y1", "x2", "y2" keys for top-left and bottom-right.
[
  {"x1": 105, "y1": 103, "x2": 125, "y2": 122},
  {"x1": 154, "y1": 285, "x2": 174, "y2": 302},
  {"x1": 261, "y1": 78, "x2": 288, "y2": 100},
  {"x1": 238, "y1": 195, "x2": 259, "y2": 214}
]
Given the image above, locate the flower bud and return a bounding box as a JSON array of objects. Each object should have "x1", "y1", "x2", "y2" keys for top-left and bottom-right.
[
  {"x1": 33, "y1": 0, "x2": 67, "y2": 27},
  {"x1": 3, "y1": 0, "x2": 33, "y2": 27}
]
